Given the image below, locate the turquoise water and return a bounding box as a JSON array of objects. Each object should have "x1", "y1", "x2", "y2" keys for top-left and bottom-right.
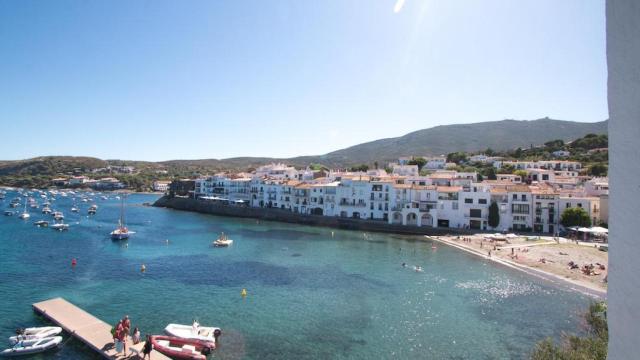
[{"x1": 0, "y1": 192, "x2": 590, "y2": 359}]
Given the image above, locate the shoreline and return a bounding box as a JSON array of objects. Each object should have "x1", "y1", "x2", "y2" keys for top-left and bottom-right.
[{"x1": 428, "y1": 235, "x2": 607, "y2": 299}]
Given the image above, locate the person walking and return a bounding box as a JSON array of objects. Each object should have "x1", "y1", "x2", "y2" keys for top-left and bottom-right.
[{"x1": 142, "y1": 335, "x2": 153, "y2": 359}]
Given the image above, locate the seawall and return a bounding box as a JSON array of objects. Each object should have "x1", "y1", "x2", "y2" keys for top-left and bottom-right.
[{"x1": 153, "y1": 196, "x2": 473, "y2": 236}]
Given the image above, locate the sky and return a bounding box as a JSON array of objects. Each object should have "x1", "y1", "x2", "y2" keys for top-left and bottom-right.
[{"x1": 0, "y1": 0, "x2": 607, "y2": 161}]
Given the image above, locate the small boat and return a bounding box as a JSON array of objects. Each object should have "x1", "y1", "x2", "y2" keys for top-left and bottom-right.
[
  {"x1": 51, "y1": 223, "x2": 69, "y2": 231},
  {"x1": 18, "y1": 202, "x2": 30, "y2": 219},
  {"x1": 0, "y1": 336, "x2": 62, "y2": 357},
  {"x1": 9, "y1": 327, "x2": 63, "y2": 345},
  {"x1": 52, "y1": 212, "x2": 64, "y2": 221},
  {"x1": 42, "y1": 207, "x2": 52, "y2": 214},
  {"x1": 4, "y1": 211, "x2": 13, "y2": 216},
  {"x1": 213, "y1": 233, "x2": 233, "y2": 247},
  {"x1": 150, "y1": 335, "x2": 213, "y2": 360},
  {"x1": 88, "y1": 204, "x2": 98, "y2": 215},
  {"x1": 111, "y1": 196, "x2": 133, "y2": 240},
  {"x1": 71, "y1": 206, "x2": 79, "y2": 213},
  {"x1": 164, "y1": 322, "x2": 221, "y2": 346},
  {"x1": 33, "y1": 220, "x2": 49, "y2": 227},
  {"x1": 100, "y1": 196, "x2": 108, "y2": 200}
]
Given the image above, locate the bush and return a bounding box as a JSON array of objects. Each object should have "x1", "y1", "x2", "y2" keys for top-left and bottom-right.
[{"x1": 530, "y1": 302, "x2": 608, "y2": 360}]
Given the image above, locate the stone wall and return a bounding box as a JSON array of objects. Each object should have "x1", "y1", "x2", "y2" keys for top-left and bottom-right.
[{"x1": 154, "y1": 196, "x2": 472, "y2": 236}]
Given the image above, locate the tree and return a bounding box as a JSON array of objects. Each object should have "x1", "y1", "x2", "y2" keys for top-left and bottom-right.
[
  {"x1": 589, "y1": 163, "x2": 608, "y2": 177},
  {"x1": 408, "y1": 157, "x2": 427, "y2": 170},
  {"x1": 484, "y1": 167, "x2": 497, "y2": 180},
  {"x1": 446, "y1": 152, "x2": 468, "y2": 164},
  {"x1": 544, "y1": 139, "x2": 565, "y2": 150},
  {"x1": 530, "y1": 302, "x2": 607, "y2": 360},
  {"x1": 560, "y1": 207, "x2": 592, "y2": 228},
  {"x1": 488, "y1": 202, "x2": 500, "y2": 229},
  {"x1": 513, "y1": 147, "x2": 524, "y2": 158},
  {"x1": 374, "y1": 161, "x2": 379, "y2": 170},
  {"x1": 514, "y1": 170, "x2": 529, "y2": 180},
  {"x1": 349, "y1": 164, "x2": 369, "y2": 172}
]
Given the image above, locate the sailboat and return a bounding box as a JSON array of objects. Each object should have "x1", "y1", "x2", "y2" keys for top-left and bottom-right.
[
  {"x1": 110, "y1": 195, "x2": 134, "y2": 240},
  {"x1": 18, "y1": 201, "x2": 30, "y2": 220}
]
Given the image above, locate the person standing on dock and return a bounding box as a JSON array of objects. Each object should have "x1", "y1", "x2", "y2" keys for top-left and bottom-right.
[{"x1": 142, "y1": 335, "x2": 153, "y2": 359}]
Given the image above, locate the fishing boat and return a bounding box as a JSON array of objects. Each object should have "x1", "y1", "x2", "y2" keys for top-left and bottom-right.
[
  {"x1": 111, "y1": 195, "x2": 133, "y2": 240},
  {"x1": 150, "y1": 335, "x2": 213, "y2": 360},
  {"x1": 164, "y1": 321, "x2": 221, "y2": 346},
  {"x1": 213, "y1": 232, "x2": 233, "y2": 247},
  {"x1": 0, "y1": 336, "x2": 62, "y2": 357},
  {"x1": 88, "y1": 204, "x2": 98, "y2": 215},
  {"x1": 9, "y1": 327, "x2": 62, "y2": 345},
  {"x1": 33, "y1": 220, "x2": 49, "y2": 227},
  {"x1": 41, "y1": 206, "x2": 52, "y2": 214},
  {"x1": 52, "y1": 211, "x2": 64, "y2": 221}
]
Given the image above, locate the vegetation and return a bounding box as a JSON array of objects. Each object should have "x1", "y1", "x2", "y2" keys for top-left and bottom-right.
[
  {"x1": 446, "y1": 152, "x2": 468, "y2": 164},
  {"x1": 530, "y1": 301, "x2": 607, "y2": 360},
  {"x1": 349, "y1": 164, "x2": 369, "y2": 172},
  {"x1": 560, "y1": 207, "x2": 592, "y2": 228},
  {"x1": 589, "y1": 163, "x2": 608, "y2": 177},
  {"x1": 488, "y1": 202, "x2": 500, "y2": 228},
  {"x1": 407, "y1": 157, "x2": 427, "y2": 170}
]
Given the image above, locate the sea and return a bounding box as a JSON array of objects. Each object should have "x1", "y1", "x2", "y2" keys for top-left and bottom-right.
[{"x1": 0, "y1": 191, "x2": 591, "y2": 359}]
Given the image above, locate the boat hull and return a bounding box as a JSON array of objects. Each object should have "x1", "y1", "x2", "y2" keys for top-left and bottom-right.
[
  {"x1": 150, "y1": 335, "x2": 212, "y2": 360},
  {"x1": 1, "y1": 336, "x2": 62, "y2": 357},
  {"x1": 164, "y1": 324, "x2": 220, "y2": 345}
]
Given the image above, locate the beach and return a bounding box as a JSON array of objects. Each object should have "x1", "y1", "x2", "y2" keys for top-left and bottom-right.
[{"x1": 429, "y1": 234, "x2": 608, "y2": 298}]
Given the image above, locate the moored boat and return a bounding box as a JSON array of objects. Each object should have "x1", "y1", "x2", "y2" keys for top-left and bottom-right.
[
  {"x1": 164, "y1": 321, "x2": 221, "y2": 346},
  {"x1": 9, "y1": 327, "x2": 62, "y2": 345},
  {"x1": 110, "y1": 195, "x2": 133, "y2": 240},
  {"x1": 213, "y1": 232, "x2": 233, "y2": 247},
  {"x1": 0, "y1": 336, "x2": 62, "y2": 357},
  {"x1": 150, "y1": 335, "x2": 213, "y2": 360},
  {"x1": 33, "y1": 220, "x2": 49, "y2": 227},
  {"x1": 51, "y1": 222, "x2": 69, "y2": 231}
]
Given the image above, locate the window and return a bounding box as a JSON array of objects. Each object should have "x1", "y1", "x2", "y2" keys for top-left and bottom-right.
[
  {"x1": 513, "y1": 194, "x2": 517, "y2": 200},
  {"x1": 478, "y1": 199, "x2": 487, "y2": 204},
  {"x1": 512, "y1": 204, "x2": 530, "y2": 214},
  {"x1": 521, "y1": 194, "x2": 527, "y2": 201},
  {"x1": 465, "y1": 198, "x2": 473, "y2": 204},
  {"x1": 452, "y1": 202, "x2": 459, "y2": 210},
  {"x1": 470, "y1": 209, "x2": 482, "y2": 218}
]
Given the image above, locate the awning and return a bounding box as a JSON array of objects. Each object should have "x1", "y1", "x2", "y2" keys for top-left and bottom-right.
[{"x1": 590, "y1": 226, "x2": 609, "y2": 234}]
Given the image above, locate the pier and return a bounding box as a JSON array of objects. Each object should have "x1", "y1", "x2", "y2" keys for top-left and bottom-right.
[{"x1": 32, "y1": 297, "x2": 169, "y2": 359}]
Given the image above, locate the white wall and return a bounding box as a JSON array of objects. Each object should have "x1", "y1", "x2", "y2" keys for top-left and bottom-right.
[{"x1": 607, "y1": 0, "x2": 640, "y2": 358}]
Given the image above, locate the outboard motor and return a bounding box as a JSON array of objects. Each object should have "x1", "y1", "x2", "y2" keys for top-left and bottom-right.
[
  {"x1": 201, "y1": 346, "x2": 212, "y2": 356},
  {"x1": 213, "y1": 328, "x2": 222, "y2": 344}
]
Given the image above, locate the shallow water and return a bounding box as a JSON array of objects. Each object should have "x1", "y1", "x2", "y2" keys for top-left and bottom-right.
[{"x1": 0, "y1": 192, "x2": 590, "y2": 359}]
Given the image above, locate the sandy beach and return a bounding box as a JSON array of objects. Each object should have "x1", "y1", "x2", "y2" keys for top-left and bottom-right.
[{"x1": 429, "y1": 234, "x2": 608, "y2": 298}]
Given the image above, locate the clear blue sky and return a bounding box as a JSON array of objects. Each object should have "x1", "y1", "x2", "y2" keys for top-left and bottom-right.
[{"x1": 0, "y1": 0, "x2": 607, "y2": 161}]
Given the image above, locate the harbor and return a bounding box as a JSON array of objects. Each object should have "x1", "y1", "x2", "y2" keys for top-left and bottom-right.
[
  {"x1": 0, "y1": 191, "x2": 594, "y2": 359},
  {"x1": 33, "y1": 298, "x2": 168, "y2": 359}
]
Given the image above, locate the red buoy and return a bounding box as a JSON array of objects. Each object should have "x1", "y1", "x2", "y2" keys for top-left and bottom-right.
[{"x1": 71, "y1": 258, "x2": 77, "y2": 267}]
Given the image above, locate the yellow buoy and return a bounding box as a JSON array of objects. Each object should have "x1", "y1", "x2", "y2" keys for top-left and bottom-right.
[
  {"x1": 141, "y1": 264, "x2": 146, "y2": 272},
  {"x1": 241, "y1": 288, "x2": 247, "y2": 297}
]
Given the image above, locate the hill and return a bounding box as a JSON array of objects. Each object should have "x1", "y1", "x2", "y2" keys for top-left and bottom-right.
[
  {"x1": 0, "y1": 119, "x2": 608, "y2": 184},
  {"x1": 315, "y1": 118, "x2": 608, "y2": 165}
]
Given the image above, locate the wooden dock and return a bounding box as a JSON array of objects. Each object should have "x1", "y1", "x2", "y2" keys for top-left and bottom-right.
[{"x1": 32, "y1": 297, "x2": 169, "y2": 359}]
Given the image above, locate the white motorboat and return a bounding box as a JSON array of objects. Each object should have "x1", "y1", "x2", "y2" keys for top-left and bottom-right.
[
  {"x1": 71, "y1": 206, "x2": 79, "y2": 213},
  {"x1": 164, "y1": 321, "x2": 221, "y2": 345},
  {"x1": 9, "y1": 327, "x2": 62, "y2": 345},
  {"x1": 52, "y1": 212, "x2": 64, "y2": 221},
  {"x1": 213, "y1": 233, "x2": 233, "y2": 247},
  {"x1": 51, "y1": 223, "x2": 69, "y2": 231},
  {"x1": 1, "y1": 336, "x2": 62, "y2": 357}
]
